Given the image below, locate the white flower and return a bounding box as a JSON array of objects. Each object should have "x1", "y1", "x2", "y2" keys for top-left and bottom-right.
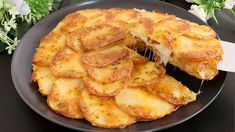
[
  {"x1": 5, "y1": 37, "x2": 19, "y2": 54},
  {"x1": 19, "y1": 1, "x2": 30, "y2": 15},
  {"x1": 188, "y1": 5, "x2": 208, "y2": 22},
  {"x1": 224, "y1": 0, "x2": 235, "y2": 9},
  {"x1": 3, "y1": 17, "x2": 17, "y2": 32},
  {"x1": 3, "y1": 0, "x2": 30, "y2": 15}
]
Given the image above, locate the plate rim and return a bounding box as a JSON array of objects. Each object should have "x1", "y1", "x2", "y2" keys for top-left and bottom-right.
[{"x1": 11, "y1": 0, "x2": 227, "y2": 131}]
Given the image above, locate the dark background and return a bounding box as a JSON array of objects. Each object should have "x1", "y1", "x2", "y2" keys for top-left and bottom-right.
[{"x1": 0, "y1": 1, "x2": 234, "y2": 132}]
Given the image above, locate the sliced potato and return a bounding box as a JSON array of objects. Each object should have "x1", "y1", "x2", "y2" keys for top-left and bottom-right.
[
  {"x1": 151, "y1": 18, "x2": 190, "y2": 37},
  {"x1": 82, "y1": 46, "x2": 129, "y2": 67},
  {"x1": 147, "y1": 74, "x2": 197, "y2": 105},
  {"x1": 129, "y1": 17, "x2": 154, "y2": 42},
  {"x1": 79, "y1": 24, "x2": 126, "y2": 50},
  {"x1": 139, "y1": 10, "x2": 176, "y2": 23},
  {"x1": 32, "y1": 65, "x2": 57, "y2": 96},
  {"x1": 100, "y1": 20, "x2": 146, "y2": 50},
  {"x1": 50, "y1": 47, "x2": 87, "y2": 78},
  {"x1": 115, "y1": 87, "x2": 175, "y2": 121},
  {"x1": 127, "y1": 48, "x2": 148, "y2": 65},
  {"x1": 47, "y1": 79, "x2": 83, "y2": 119},
  {"x1": 78, "y1": 9, "x2": 114, "y2": 27},
  {"x1": 54, "y1": 12, "x2": 87, "y2": 33},
  {"x1": 85, "y1": 56, "x2": 133, "y2": 83},
  {"x1": 79, "y1": 88, "x2": 135, "y2": 128},
  {"x1": 173, "y1": 36, "x2": 223, "y2": 62},
  {"x1": 169, "y1": 56, "x2": 219, "y2": 80},
  {"x1": 128, "y1": 62, "x2": 165, "y2": 88},
  {"x1": 108, "y1": 8, "x2": 142, "y2": 23},
  {"x1": 32, "y1": 32, "x2": 67, "y2": 66},
  {"x1": 82, "y1": 76, "x2": 127, "y2": 97},
  {"x1": 66, "y1": 29, "x2": 83, "y2": 52},
  {"x1": 185, "y1": 21, "x2": 216, "y2": 39}
]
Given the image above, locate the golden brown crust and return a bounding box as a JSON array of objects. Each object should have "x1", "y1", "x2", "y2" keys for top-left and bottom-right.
[
  {"x1": 84, "y1": 57, "x2": 133, "y2": 83},
  {"x1": 127, "y1": 48, "x2": 149, "y2": 65},
  {"x1": 54, "y1": 12, "x2": 87, "y2": 33},
  {"x1": 47, "y1": 79, "x2": 83, "y2": 119},
  {"x1": 128, "y1": 62, "x2": 166, "y2": 88},
  {"x1": 50, "y1": 47, "x2": 87, "y2": 78},
  {"x1": 82, "y1": 76, "x2": 127, "y2": 97},
  {"x1": 169, "y1": 56, "x2": 219, "y2": 80},
  {"x1": 108, "y1": 8, "x2": 142, "y2": 23},
  {"x1": 184, "y1": 21, "x2": 216, "y2": 39},
  {"x1": 32, "y1": 65, "x2": 57, "y2": 96},
  {"x1": 147, "y1": 75, "x2": 197, "y2": 106},
  {"x1": 78, "y1": 88, "x2": 135, "y2": 128},
  {"x1": 115, "y1": 87, "x2": 175, "y2": 121},
  {"x1": 82, "y1": 46, "x2": 129, "y2": 67},
  {"x1": 79, "y1": 24, "x2": 126, "y2": 50},
  {"x1": 32, "y1": 32, "x2": 67, "y2": 66},
  {"x1": 173, "y1": 36, "x2": 223, "y2": 62}
]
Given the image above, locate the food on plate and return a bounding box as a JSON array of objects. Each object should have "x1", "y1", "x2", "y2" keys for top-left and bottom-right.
[
  {"x1": 47, "y1": 79, "x2": 83, "y2": 119},
  {"x1": 32, "y1": 8, "x2": 223, "y2": 128},
  {"x1": 32, "y1": 65, "x2": 57, "y2": 96},
  {"x1": 128, "y1": 62, "x2": 165, "y2": 88},
  {"x1": 147, "y1": 74, "x2": 197, "y2": 105},
  {"x1": 82, "y1": 76, "x2": 127, "y2": 97},
  {"x1": 78, "y1": 88, "x2": 135, "y2": 128},
  {"x1": 115, "y1": 86, "x2": 175, "y2": 121},
  {"x1": 79, "y1": 24, "x2": 126, "y2": 50},
  {"x1": 50, "y1": 47, "x2": 87, "y2": 78},
  {"x1": 82, "y1": 45, "x2": 129, "y2": 67},
  {"x1": 32, "y1": 32, "x2": 67, "y2": 66}
]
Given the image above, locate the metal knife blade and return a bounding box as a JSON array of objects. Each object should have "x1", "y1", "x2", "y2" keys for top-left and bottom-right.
[{"x1": 218, "y1": 40, "x2": 235, "y2": 72}]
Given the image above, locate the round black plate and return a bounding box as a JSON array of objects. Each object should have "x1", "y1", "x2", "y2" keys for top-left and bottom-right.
[{"x1": 11, "y1": 0, "x2": 227, "y2": 131}]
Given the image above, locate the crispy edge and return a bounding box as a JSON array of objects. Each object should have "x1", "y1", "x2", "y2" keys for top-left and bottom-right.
[
  {"x1": 78, "y1": 88, "x2": 135, "y2": 128},
  {"x1": 50, "y1": 47, "x2": 87, "y2": 78},
  {"x1": 79, "y1": 24, "x2": 126, "y2": 50},
  {"x1": 82, "y1": 46, "x2": 129, "y2": 67}
]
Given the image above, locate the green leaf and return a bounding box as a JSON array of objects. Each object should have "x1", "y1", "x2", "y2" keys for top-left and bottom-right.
[
  {"x1": 16, "y1": 21, "x2": 32, "y2": 39},
  {"x1": 26, "y1": 0, "x2": 53, "y2": 23}
]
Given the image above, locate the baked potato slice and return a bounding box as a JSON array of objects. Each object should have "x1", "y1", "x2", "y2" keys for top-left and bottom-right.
[
  {"x1": 127, "y1": 48, "x2": 148, "y2": 65},
  {"x1": 185, "y1": 21, "x2": 216, "y2": 39},
  {"x1": 139, "y1": 10, "x2": 176, "y2": 23},
  {"x1": 129, "y1": 17, "x2": 154, "y2": 42},
  {"x1": 47, "y1": 79, "x2": 83, "y2": 119},
  {"x1": 79, "y1": 24, "x2": 126, "y2": 50},
  {"x1": 66, "y1": 29, "x2": 83, "y2": 52},
  {"x1": 128, "y1": 62, "x2": 165, "y2": 88},
  {"x1": 79, "y1": 88, "x2": 135, "y2": 128},
  {"x1": 32, "y1": 65, "x2": 57, "y2": 96},
  {"x1": 50, "y1": 47, "x2": 87, "y2": 78},
  {"x1": 82, "y1": 76, "x2": 127, "y2": 97},
  {"x1": 54, "y1": 12, "x2": 87, "y2": 33},
  {"x1": 147, "y1": 74, "x2": 197, "y2": 105},
  {"x1": 82, "y1": 45, "x2": 129, "y2": 67},
  {"x1": 32, "y1": 32, "x2": 67, "y2": 66},
  {"x1": 173, "y1": 36, "x2": 223, "y2": 62},
  {"x1": 85, "y1": 56, "x2": 133, "y2": 83},
  {"x1": 115, "y1": 86, "x2": 175, "y2": 121},
  {"x1": 169, "y1": 56, "x2": 219, "y2": 80},
  {"x1": 151, "y1": 18, "x2": 190, "y2": 37},
  {"x1": 78, "y1": 9, "x2": 114, "y2": 27},
  {"x1": 108, "y1": 8, "x2": 142, "y2": 23}
]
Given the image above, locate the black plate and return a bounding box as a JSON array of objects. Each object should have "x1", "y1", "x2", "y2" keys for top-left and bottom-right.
[{"x1": 11, "y1": 0, "x2": 227, "y2": 131}]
